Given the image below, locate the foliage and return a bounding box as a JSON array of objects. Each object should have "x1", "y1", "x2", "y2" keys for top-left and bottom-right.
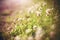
[{"x1": 8, "y1": 0, "x2": 54, "y2": 40}]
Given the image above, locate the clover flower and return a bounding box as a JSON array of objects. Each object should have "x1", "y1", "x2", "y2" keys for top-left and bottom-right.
[
  {"x1": 36, "y1": 11, "x2": 42, "y2": 16},
  {"x1": 25, "y1": 29, "x2": 32, "y2": 34},
  {"x1": 46, "y1": 8, "x2": 53, "y2": 16},
  {"x1": 33, "y1": 25, "x2": 37, "y2": 30}
]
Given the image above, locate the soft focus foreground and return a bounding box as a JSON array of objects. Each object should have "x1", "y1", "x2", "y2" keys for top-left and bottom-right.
[{"x1": 0, "y1": 0, "x2": 55, "y2": 40}]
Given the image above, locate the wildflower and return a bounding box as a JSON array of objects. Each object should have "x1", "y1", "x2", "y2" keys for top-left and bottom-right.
[
  {"x1": 33, "y1": 25, "x2": 37, "y2": 30},
  {"x1": 28, "y1": 8, "x2": 34, "y2": 13},
  {"x1": 46, "y1": 8, "x2": 53, "y2": 16},
  {"x1": 36, "y1": 11, "x2": 42, "y2": 16},
  {"x1": 27, "y1": 6, "x2": 34, "y2": 13},
  {"x1": 25, "y1": 29, "x2": 32, "y2": 34},
  {"x1": 27, "y1": 3, "x2": 40, "y2": 13},
  {"x1": 38, "y1": 7, "x2": 42, "y2": 11},
  {"x1": 46, "y1": 9, "x2": 51, "y2": 14}
]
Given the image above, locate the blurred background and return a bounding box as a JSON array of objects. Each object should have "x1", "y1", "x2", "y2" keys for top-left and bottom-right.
[{"x1": 0, "y1": 0, "x2": 60, "y2": 40}]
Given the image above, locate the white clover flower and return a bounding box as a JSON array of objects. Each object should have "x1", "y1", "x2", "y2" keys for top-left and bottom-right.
[
  {"x1": 36, "y1": 11, "x2": 42, "y2": 16},
  {"x1": 38, "y1": 7, "x2": 42, "y2": 11},
  {"x1": 27, "y1": 6, "x2": 35, "y2": 13},
  {"x1": 33, "y1": 25, "x2": 37, "y2": 30},
  {"x1": 14, "y1": 36, "x2": 21, "y2": 40},
  {"x1": 27, "y1": 8, "x2": 33, "y2": 13},
  {"x1": 27, "y1": 3, "x2": 40, "y2": 13},
  {"x1": 46, "y1": 8, "x2": 53, "y2": 13},
  {"x1": 46, "y1": 8, "x2": 53, "y2": 16},
  {"x1": 46, "y1": 9, "x2": 51, "y2": 14},
  {"x1": 25, "y1": 29, "x2": 32, "y2": 34}
]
